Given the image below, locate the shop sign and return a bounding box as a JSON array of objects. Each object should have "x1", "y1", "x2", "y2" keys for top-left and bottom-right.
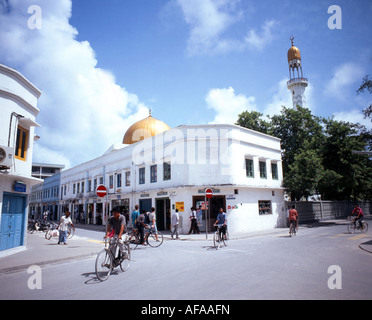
[{"x1": 175, "y1": 202, "x2": 184, "y2": 212}]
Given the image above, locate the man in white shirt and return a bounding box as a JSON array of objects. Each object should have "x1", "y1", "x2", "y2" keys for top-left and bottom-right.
[
  {"x1": 171, "y1": 209, "x2": 180, "y2": 239},
  {"x1": 57, "y1": 211, "x2": 75, "y2": 245}
]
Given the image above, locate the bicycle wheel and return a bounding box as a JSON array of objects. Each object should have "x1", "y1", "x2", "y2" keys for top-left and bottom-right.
[
  {"x1": 289, "y1": 223, "x2": 296, "y2": 237},
  {"x1": 127, "y1": 234, "x2": 139, "y2": 250},
  {"x1": 222, "y1": 231, "x2": 229, "y2": 246},
  {"x1": 120, "y1": 243, "x2": 131, "y2": 272},
  {"x1": 213, "y1": 231, "x2": 221, "y2": 249},
  {"x1": 147, "y1": 231, "x2": 163, "y2": 247},
  {"x1": 347, "y1": 223, "x2": 356, "y2": 234},
  {"x1": 95, "y1": 249, "x2": 113, "y2": 282},
  {"x1": 45, "y1": 230, "x2": 52, "y2": 240},
  {"x1": 67, "y1": 226, "x2": 74, "y2": 239},
  {"x1": 360, "y1": 222, "x2": 368, "y2": 233}
]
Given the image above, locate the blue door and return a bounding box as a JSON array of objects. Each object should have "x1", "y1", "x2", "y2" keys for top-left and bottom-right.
[{"x1": 0, "y1": 193, "x2": 27, "y2": 251}]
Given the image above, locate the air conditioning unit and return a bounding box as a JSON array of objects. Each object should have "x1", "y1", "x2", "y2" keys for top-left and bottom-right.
[{"x1": 0, "y1": 145, "x2": 14, "y2": 169}]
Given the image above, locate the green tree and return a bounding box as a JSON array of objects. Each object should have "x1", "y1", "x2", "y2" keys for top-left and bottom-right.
[
  {"x1": 320, "y1": 118, "x2": 372, "y2": 200},
  {"x1": 285, "y1": 143, "x2": 324, "y2": 201},
  {"x1": 236, "y1": 105, "x2": 372, "y2": 201},
  {"x1": 269, "y1": 106, "x2": 325, "y2": 200},
  {"x1": 356, "y1": 75, "x2": 372, "y2": 120},
  {"x1": 235, "y1": 110, "x2": 271, "y2": 134}
]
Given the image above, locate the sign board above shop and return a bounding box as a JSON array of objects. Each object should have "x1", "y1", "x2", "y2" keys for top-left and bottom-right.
[{"x1": 14, "y1": 181, "x2": 26, "y2": 193}]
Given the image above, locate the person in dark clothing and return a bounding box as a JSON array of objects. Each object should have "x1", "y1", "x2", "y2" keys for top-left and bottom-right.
[
  {"x1": 136, "y1": 209, "x2": 147, "y2": 245},
  {"x1": 188, "y1": 207, "x2": 200, "y2": 234}
]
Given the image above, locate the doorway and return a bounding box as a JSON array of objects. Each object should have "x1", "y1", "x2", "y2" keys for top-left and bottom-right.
[
  {"x1": 155, "y1": 198, "x2": 170, "y2": 231},
  {"x1": 193, "y1": 195, "x2": 226, "y2": 232},
  {"x1": 139, "y1": 199, "x2": 152, "y2": 214},
  {"x1": 1, "y1": 193, "x2": 27, "y2": 252}
]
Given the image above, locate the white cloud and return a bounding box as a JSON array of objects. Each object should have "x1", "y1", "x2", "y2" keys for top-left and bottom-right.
[
  {"x1": 175, "y1": 0, "x2": 276, "y2": 55},
  {"x1": 244, "y1": 20, "x2": 277, "y2": 51},
  {"x1": 0, "y1": 0, "x2": 148, "y2": 169},
  {"x1": 206, "y1": 87, "x2": 257, "y2": 124},
  {"x1": 333, "y1": 109, "x2": 372, "y2": 130},
  {"x1": 324, "y1": 62, "x2": 365, "y2": 99}
]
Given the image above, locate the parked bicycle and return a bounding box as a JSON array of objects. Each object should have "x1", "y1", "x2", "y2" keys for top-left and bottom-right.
[
  {"x1": 347, "y1": 217, "x2": 368, "y2": 234},
  {"x1": 125, "y1": 226, "x2": 164, "y2": 249},
  {"x1": 213, "y1": 224, "x2": 228, "y2": 249},
  {"x1": 95, "y1": 236, "x2": 131, "y2": 282},
  {"x1": 27, "y1": 219, "x2": 50, "y2": 233}
]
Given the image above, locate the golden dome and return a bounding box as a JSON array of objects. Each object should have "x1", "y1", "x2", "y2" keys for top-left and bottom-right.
[
  {"x1": 288, "y1": 45, "x2": 301, "y2": 61},
  {"x1": 123, "y1": 111, "x2": 170, "y2": 144},
  {"x1": 287, "y1": 36, "x2": 301, "y2": 62}
]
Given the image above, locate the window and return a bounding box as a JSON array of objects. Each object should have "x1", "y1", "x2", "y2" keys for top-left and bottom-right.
[
  {"x1": 259, "y1": 161, "x2": 267, "y2": 179},
  {"x1": 73, "y1": 184, "x2": 76, "y2": 194},
  {"x1": 150, "y1": 165, "x2": 157, "y2": 183},
  {"x1": 99, "y1": 177, "x2": 103, "y2": 185},
  {"x1": 77, "y1": 183, "x2": 80, "y2": 194},
  {"x1": 109, "y1": 175, "x2": 114, "y2": 189},
  {"x1": 163, "y1": 162, "x2": 171, "y2": 181},
  {"x1": 94, "y1": 179, "x2": 97, "y2": 191},
  {"x1": 125, "y1": 171, "x2": 130, "y2": 186},
  {"x1": 245, "y1": 159, "x2": 254, "y2": 178},
  {"x1": 271, "y1": 163, "x2": 278, "y2": 180},
  {"x1": 81, "y1": 181, "x2": 84, "y2": 193},
  {"x1": 117, "y1": 173, "x2": 122, "y2": 188},
  {"x1": 139, "y1": 167, "x2": 145, "y2": 184},
  {"x1": 15, "y1": 126, "x2": 29, "y2": 161},
  {"x1": 258, "y1": 200, "x2": 272, "y2": 215},
  {"x1": 88, "y1": 180, "x2": 92, "y2": 192}
]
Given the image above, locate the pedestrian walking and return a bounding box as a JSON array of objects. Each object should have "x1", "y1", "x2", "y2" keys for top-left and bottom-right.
[
  {"x1": 148, "y1": 207, "x2": 159, "y2": 241},
  {"x1": 57, "y1": 211, "x2": 75, "y2": 245},
  {"x1": 188, "y1": 207, "x2": 200, "y2": 234},
  {"x1": 136, "y1": 210, "x2": 146, "y2": 245},
  {"x1": 131, "y1": 205, "x2": 139, "y2": 230},
  {"x1": 171, "y1": 209, "x2": 180, "y2": 239}
]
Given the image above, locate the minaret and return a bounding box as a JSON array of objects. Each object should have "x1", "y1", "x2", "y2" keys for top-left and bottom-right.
[{"x1": 287, "y1": 37, "x2": 308, "y2": 110}]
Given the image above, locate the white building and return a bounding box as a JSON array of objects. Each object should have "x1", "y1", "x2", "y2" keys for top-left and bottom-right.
[
  {"x1": 57, "y1": 114, "x2": 286, "y2": 235},
  {"x1": 0, "y1": 64, "x2": 42, "y2": 256}
]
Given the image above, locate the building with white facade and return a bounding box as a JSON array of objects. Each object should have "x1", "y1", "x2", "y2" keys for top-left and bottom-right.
[
  {"x1": 0, "y1": 64, "x2": 42, "y2": 256},
  {"x1": 51, "y1": 114, "x2": 286, "y2": 235}
]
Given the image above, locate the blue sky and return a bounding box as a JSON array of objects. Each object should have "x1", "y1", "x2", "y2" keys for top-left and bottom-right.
[{"x1": 0, "y1": 0, "x2": 371, "y2": 168}]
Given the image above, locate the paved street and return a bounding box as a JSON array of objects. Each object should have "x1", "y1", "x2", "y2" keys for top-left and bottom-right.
[{"x1": 0, "y1": 219, "x2": 371, "y2": 300}]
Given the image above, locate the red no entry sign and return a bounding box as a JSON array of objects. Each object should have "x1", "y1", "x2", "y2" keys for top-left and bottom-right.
[
  {"x1": 205, "y1": 188, "x2": 213, "y2": 199},
  {"x1": 96, "y1": 185, "x2": 107, "y2": 198}
]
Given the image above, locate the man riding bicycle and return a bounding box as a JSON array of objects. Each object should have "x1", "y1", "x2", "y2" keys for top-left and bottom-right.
[
  {"x1": 288, "y1": 205, "x2": 298, "y2": 234},
  {"x1": 214, "y1": 208, "x2": 227, "y2": 240},
  {"x1": 350, "y1": 204, "x2": 364, "y2": 228},
  {"x1": 105, "y1": 207, "x2": 127, "y2": 258}
]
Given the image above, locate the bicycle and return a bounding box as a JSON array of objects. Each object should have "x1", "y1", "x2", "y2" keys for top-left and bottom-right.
[
  {"x1": 213, "y1": 224, "x2": 228, "y2": 249},
  {"x1": 95, "y1": 236, "x2": 131, "y2": 282},
  {"x1": 347, "y1": 217, "x2": 368, "y2": 234},
  {"x1": 45, "y1": 223, "x2": 74, "y2": 240},
  {"x1": 289, "y1": 220, "x2": 296, "y2": 237},
  {"x1": 125, "y1": 225, "x2": 164, "y2": 249}
]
